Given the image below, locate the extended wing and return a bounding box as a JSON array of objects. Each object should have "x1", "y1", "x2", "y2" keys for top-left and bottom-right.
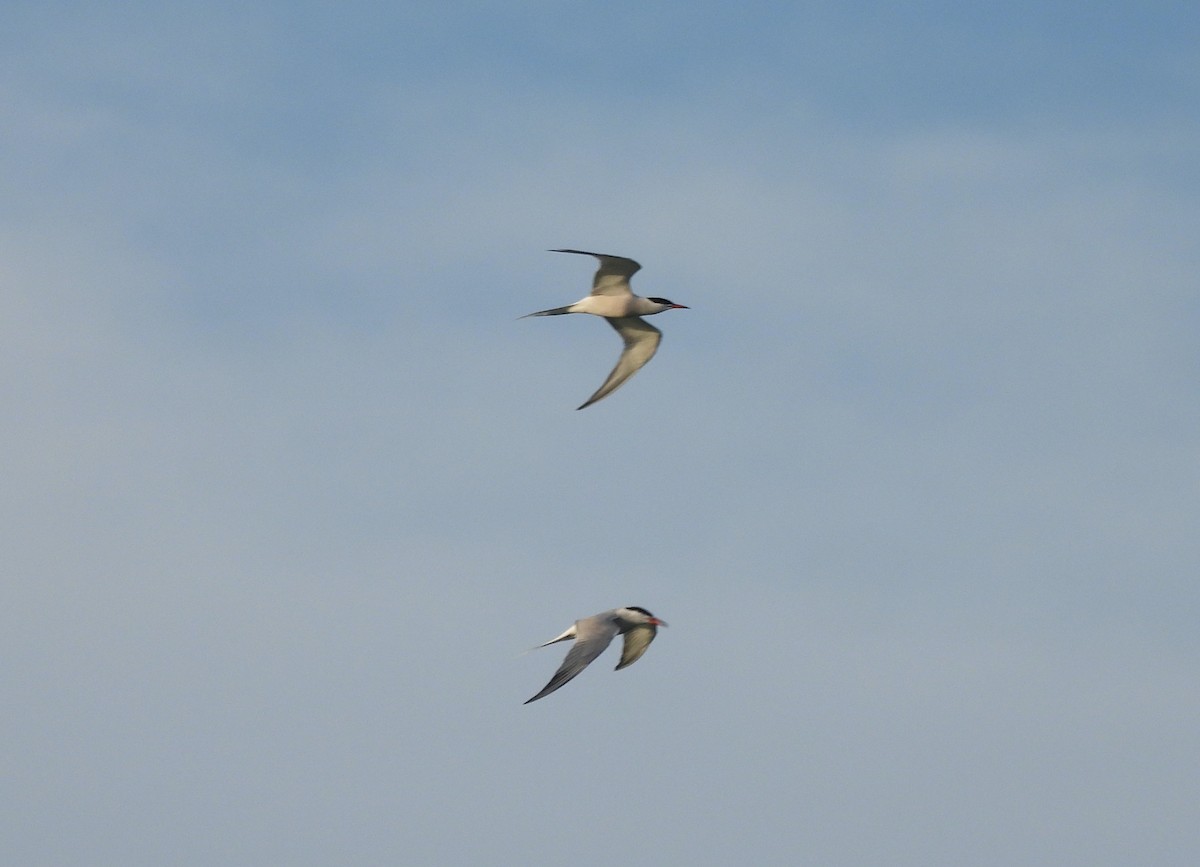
[
  {"x1": 525, "y1": 616, "x2": 620, "y2": 704},
  {"x1": 551, "y1": 249, "x2": 641, "y2": 297},
  {"x1": 615, "y1": 625, "x2": 658, "y2": 671},
  {"x1": 577, "y1": 317, "x2": 662, "y2": 410}
]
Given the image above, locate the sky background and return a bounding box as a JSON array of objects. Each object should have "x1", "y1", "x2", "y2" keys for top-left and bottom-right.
[{"x1": 3, "y1": 2, "x2": 1199, "y2": 865}]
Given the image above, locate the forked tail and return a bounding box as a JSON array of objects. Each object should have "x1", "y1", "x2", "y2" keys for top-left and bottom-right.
[{"x1": 520, "y1": 305, "x2": 574, "y2": 318}]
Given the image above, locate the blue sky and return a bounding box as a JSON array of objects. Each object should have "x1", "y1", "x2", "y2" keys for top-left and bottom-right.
[{"x1": 3, "y1": 3, "x2": 1199, "y2": 865}]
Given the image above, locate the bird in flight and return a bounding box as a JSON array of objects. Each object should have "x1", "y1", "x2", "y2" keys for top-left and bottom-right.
[
  {"x1": 523, "y1": 250, "x2": 688, "y2": 409},
  {"x1": 524, "y1": 606, "x2": 668, "y2": 704}
]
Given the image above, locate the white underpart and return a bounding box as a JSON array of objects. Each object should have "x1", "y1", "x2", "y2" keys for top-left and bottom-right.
[{"x1": 568, "y1": 294, "x2": 669, "y2": 318}]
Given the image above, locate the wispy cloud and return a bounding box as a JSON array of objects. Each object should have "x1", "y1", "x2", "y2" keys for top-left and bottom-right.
[{"x1": 3, "y1": 4, "x2": 1199, "y2": 865}]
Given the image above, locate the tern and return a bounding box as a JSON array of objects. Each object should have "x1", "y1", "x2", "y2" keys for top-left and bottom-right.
[
  {"x1": 524, "y1": 606, "x2": 668, "y2": 704},
  {"x1": 523, "y1": 249, "x2": 688, "y2": 409}
]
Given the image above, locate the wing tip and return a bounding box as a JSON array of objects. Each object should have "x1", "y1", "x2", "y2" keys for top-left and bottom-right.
[
  {"x1": 576, "y1": 389, "x2": 609, "y2": 410},
  {"x1": 575, "y1": 384, "x2": 619, "y2": 411},
  {"x1": 524, "y1": 681, "x2": 561, "y2": 704}
]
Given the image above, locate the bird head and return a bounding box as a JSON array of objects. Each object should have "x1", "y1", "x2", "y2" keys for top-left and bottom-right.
[
  {"x1": 646, "y1": 297, "x2": 688, "y2": 312},
  {"x1": 622, "y1": 606, "x2": 668, "y2": 628}
]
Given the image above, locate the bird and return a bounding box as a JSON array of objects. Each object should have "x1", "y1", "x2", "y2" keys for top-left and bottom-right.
[
  {"x1": 524, "y1": 606, "x2": 668, "y2": 704},
  {"x1": 523, "y1": 249, "x2": 688, "y2": 409}
]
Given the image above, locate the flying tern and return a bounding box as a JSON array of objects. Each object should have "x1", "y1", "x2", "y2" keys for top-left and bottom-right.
[
  {"x1": 523, "y1": 249, "x2": 688, "y2": 409},
  {"x1": 524, "y1": 606, "x2": 668, "y2": 704}
]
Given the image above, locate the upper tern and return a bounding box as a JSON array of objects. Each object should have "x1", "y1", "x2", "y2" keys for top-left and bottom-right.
[
  {"x1": 524, "y1": 606, "x2": 668, "y2": 704},
  {"x1": 523, "y1": 250, "x2": 688, "y2": 409}
]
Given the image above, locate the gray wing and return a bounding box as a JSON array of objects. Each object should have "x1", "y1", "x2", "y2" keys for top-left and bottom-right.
[
  {"x1": 615, "y1": 624, "x2": 658, "y2": 671},
  {"x1": 577, "y1": 317, "x2": 663, "y2": 410},
  {"x1": 524, "y1": 614, "x2": 620, "y2": 704},
  {"x1": 551, "y1": 249, "x2": 641, "y2": 297}
]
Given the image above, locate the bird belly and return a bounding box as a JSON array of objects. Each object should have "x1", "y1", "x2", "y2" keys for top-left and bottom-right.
[{"x1": 571, "y1": 295, "x2": 635, "y2": 317}]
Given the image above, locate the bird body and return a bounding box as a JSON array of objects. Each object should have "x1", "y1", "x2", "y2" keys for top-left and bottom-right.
[
  {"x1": 524, "y1": 606, "x2": 667, "y2": 704},
  {"x1": 523, "y1": 250, "x2": 687, "y2": 409},
  {"x1": 527, "y1": 292, "x2": 673, "y2": 319}
]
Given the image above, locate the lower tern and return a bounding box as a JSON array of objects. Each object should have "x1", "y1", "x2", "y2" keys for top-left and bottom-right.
[
  {"x1": 524, "y1": 606, "x2": 668, "y2": 704},
  {"x1": 523, "y1": 249, "x2": 688, "y2": 410}
]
